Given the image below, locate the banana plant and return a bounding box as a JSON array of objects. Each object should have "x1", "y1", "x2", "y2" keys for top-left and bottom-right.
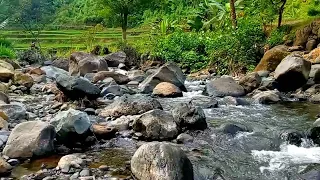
[{"x1": 188, "y1": 0, "x2": 244, "y2": 31}]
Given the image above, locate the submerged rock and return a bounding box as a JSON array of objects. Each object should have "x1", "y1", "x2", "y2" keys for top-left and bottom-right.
[
  {"x1": 274, "y1": 54, "x2": 311, "y2": 92},
  {"x1": 99, "y1": 94, "x2": 162, "y2": 118},
  {"x1": 253, "y1": 90, "x2": 281, "y2": 104},
  {"x1": 3, "y1": 121, "x2": 56, "y2": 158},
  {"x1": 131, "y1": 142, "x2": 194, "y2": 180},
  {"x1": 218, "y1": 123, "x2": 249, "y2": 136},
  {"x1": 171, "y1": 103, "x2": 207, "y2": 131},
  {"x1": 204, "y1": 77, "x2": 245, "y2": 97},
  {"x1": 132, "y1": 109, "x2": 178, "y2": 140},
  {"x1": 139, "y1": 62, "x2": 186, "y2": 93}
]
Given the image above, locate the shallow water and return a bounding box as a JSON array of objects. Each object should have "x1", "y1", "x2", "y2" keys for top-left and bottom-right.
[
  {"x1": 158, "y1": 80, "x2": 320, "y2": 180},
  {"x1": 10, "y1": 80, "x2": 320, "y2": 179}
]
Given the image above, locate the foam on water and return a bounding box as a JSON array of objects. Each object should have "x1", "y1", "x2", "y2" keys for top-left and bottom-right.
[{"x1": 252, "y1": 140, "x2": 320, "y2": 173}]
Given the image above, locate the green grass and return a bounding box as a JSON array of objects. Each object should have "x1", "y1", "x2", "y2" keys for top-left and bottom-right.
[{"x1": 0, "y1": 28, "x2": 152, "y2": 53}]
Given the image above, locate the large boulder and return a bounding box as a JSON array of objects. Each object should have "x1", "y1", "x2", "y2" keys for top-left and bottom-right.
[
  {"x1": 99, "y1": 94, "x2": 162, "y2": 118},
  {"x1": 56, "y1": 74, "x2": 100, "y2": 100},
  {"x1": 69, "y1": 52, "x2": 108, "y2": 76},
  {"x1": 203, "y1": 77, "x2": 245, "y2": 97},
  {"x1": 171, "y1": 103, "x2": 207, "y2": 131},
  {"x1": 253, "y1": 90, "x2": 281, "y2": 104},
  {"x1": 294, "y1": 20, "x2": 320, "y2": 47},
  {"x1": 41, "y1": 66, "x2": 69, "y2": 80},
  {"x1": 132, "y1": 109, "x2": 178, "y2": 140},
  {"x1": 274, "y1": 54, "x2": 311, "y2": 91},
  {"x1": 13, "y1": 72, "x2": 34, "y2": 88},
  {"x1": 104, "y1": 51, "x2": 126, "y2": 67},
  {"x1": 131, "y1": 142, "x2": 194, "y2": 180},
  {"x1": 50, "y1": 109, "x2": 91, "y2": 145},
  {"x1": 52, "y1": 59, "x2": 69, "y2": 71},
  {"x1": 139, "y1": 62, "x2": 187, "y2": 94},
  {"x1": 3, "y1": 121, "x2": 56, "y2": 158},
  {"x1": 239, "y1": 72, "x2": 262, "y2": 93},
  {"x1": 92, "y1": 71, "x2": 130, "y2": 85},
  {"x1": 254, "y1": 45, "x2": 290, "y2": 72},
  {"x1": 152, "y1": 82, "x2": 183, "y2": 97},
  {"x1": 0, "y1": 61, "x2": 14, "y2": 82}
]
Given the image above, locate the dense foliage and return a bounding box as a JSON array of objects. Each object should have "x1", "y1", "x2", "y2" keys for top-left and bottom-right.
[{"x1": 1, "y1": 0, "x2": 320, "y2": 73}]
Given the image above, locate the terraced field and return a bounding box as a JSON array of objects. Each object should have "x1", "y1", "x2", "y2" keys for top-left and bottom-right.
[{"x1": 0, "y1": 28, "x2": 151, "y2": 51}]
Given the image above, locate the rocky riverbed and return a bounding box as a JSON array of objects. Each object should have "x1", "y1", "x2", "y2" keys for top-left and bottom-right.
[{"x1": 2, "y1": 43, "x2": 320, "y2": 180}]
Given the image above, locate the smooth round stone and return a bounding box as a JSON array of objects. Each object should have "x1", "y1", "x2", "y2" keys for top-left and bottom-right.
[
  {"x1": 99, "y1": 165, "x2": 109, "y2": 171},
  {"x1": 80, "y1": 169, "x2": 91, "y2": 177}
]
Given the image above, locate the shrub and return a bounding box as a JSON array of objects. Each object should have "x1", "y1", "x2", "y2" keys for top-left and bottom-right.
[
  {"x1": 267, "y1": 25, "x2": 292, "y2": 47},
  {"x1": 0, "y1": 38, "x2": 13, "y2": 48},
  {"x1": 153, "y1": 31, "x2": 208, "y2": 72},
  {"x1": 0, "y1": 45, "x2": 16, "y2": 59}
]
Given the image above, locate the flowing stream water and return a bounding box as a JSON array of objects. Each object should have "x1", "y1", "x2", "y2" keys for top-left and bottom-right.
[{"x1": 10, "y1": 80, "x2": 320, "y2": 179}]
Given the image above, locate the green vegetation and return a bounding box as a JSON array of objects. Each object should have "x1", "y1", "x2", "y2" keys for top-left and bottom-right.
[
  {"x1": 0, "y1": 0, "x2": 320, "y2": 73},
  {"x1": 0, "y1": 38, "x2": 16, "y2": 59}
]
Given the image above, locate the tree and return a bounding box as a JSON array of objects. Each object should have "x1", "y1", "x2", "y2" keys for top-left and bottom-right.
[
  {"x1": 0, "y1": 0, "x2": 19, "y2": 28},
  {"x1": 277, "y1": 0, "x2": 287, "y2": 27},
  {"x1": 100, "y1": 0, "x2": 153, "y2": 41},
  {"x1": 230, "y1": 0, "x2": 237, "y2": 28},
  {"x1": 15, "y1": 0, "x2": 57, "y2": 48}
]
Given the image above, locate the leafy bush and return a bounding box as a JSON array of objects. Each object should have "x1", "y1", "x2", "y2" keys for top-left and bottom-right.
[
  {"x1": 267, "y1": 25, "x2": 292, "y2": 47},
  {"x1": 308, "y1": 8, "x2": 320, "y2": 16},
  {"x1": 206, "y1": 20, "x2": 265, "y2": 74},
  {"x1": 152, "y1": 20, "x2": 265, "y2": 74},
  {"x1": 153, "y1": 31, "x2": 208, "y2": 72},
  {"x1": 0, "y1": 45, "x2": 16, "y2": 59},
  {"x1": 0, "y1": 38, "x2": 13, "y2": 48}
]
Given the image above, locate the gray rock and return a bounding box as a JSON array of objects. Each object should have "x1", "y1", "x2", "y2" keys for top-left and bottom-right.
[
  {"x1": 50, "y1": 109, "x2": 91, "y2": 145},
  {"x1": 132, "y1": 110, "x2": 178, "y2": 140},
  {"x1": 131, "y1": 142, "x2": 194, "y2": 180},
  {"x1": 239, "y1": 72, "x2": 262, "y2": 93},
  {"x1": 0, "y1": 102, "x2": 27, "y2": 121},
  {"x1": 139, "y1": 62, "x2": 186, "y2": 93},
  {"x1": 171, "y1": 103, "x2": 207, "y2": 131},
  {"x1": 204, "y1": 77, "x2": 245, "y2": 97},
  {"x1": 57, "y1": 154, "x2": 85, "y2": 173},
  {"x1": 56, "y1": 74, "x2": 100, "y2": 100},
  {"x1": 104, "y1": 51, "x2": 126, "y2": 67},
  {"x1": 176, "y1": 133, "x2": 194, "y2": 144},
  {"x1": 274, "y1": 54, "x2": 311, "y2": 91},
  {"x1": 41, "y1": 66, "x2": 69, "y2": 80},
  {"x1": 80, "y1": 169, "x2": 91, "y2": 177},
  {"x1": 253, "y1": 90, "x2": 281, "y2": 104},
  {"x1": 3, "y1": 121, "x2": 56, "y2": 158},
  {"x1": 69, "y1": 52, "x2": 108, "y2": 76},
  {"x1": 99, "y1": 94, "x2": 162, "y2": 118},
  {"x1": 218, "y1": 123, "x2": 249, "y2": 136},
  {"x1": 70, "y1": 172, "x2": 80, "y2": 179}
]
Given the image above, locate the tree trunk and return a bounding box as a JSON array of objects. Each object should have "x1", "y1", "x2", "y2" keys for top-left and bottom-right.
[
  {"x1": 277, "y1": 0, "x2": 287, "y2": 28},
  {"x1": 122, "y1": 11, "x2": 128, "y2": 41},
  {"x1": 230, "y1": 0, "x2": 237, "y2": 29}
]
